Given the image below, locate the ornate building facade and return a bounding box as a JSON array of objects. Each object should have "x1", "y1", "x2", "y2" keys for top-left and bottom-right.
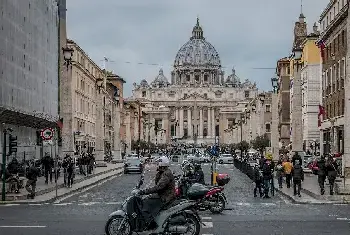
[{"x1": 131, "y1": 19, "x2": 258, "y2": 145}]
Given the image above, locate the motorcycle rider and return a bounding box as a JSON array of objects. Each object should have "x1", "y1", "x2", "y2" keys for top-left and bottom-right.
[
  {"x1": 191, "y1": 163, "x2": 205, "y2": 185},
  {"x1": 138, "y1": 156, "x2": 176, "y2": 223}
]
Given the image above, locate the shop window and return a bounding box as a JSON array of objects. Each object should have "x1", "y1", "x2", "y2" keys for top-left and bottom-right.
[{"x1": 265, "y1": 123, "x2": 271, "y2": 132}]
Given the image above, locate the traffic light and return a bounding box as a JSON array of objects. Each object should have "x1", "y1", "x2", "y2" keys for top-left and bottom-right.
[{"x1": 8, "y1": 134, "x2": 17, "y2": 155}]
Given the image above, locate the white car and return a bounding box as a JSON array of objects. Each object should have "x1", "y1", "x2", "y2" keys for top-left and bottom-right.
[{"x1": 218, "y1": 154, "x2": 234, "y2": 164}]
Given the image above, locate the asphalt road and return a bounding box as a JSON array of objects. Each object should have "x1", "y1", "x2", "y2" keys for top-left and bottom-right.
[{"x1": 1, "y1": 162, "x2": 350, "y2": 235}]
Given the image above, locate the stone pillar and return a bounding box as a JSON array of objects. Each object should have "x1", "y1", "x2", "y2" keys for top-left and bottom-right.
[
  {"x1": 95, "y1": 92, "x2": 105, "y2": 161},
  {"x1": 319, "y1": 130, "x2": 324, "y2": 156},
  {"x1": 292, "y1": 62, "x2": 303, "y2": 152},
  {"x1": 125, "y1": 112, "x2": 131, "y2": 154},
  {"x1": 61, "y1": 64, "x2": 74, "y2": 155},
  {"x1": 112, "y1": 105, "x2": 121, "y2": 159},
  {"x1": 333, "y1": 127, "x2": 338, "y2": 153},
  {"x1": 211, "y1": 108, "x2": 216, "y2": 137},
  {"x1": 271, "y1": 92, "x2": 279, "y2": 161},
  {"x1": 179, "y1": 108, "x2": 184, "y2": 137},
  {"x1": 199, "y1": 108, "x2": 203, "y2": 137},
  {"x1": 207, "y1": 108, "x2": 212, "y2": 137},
  {"x1": 175, "y1": 108, "x2": 179, "y2": 137},
  {"x1": 188, "y1": 108, "x2": 192, "y2": 137}
]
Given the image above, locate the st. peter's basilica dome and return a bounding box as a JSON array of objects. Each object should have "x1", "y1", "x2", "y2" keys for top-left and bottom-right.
[
  {"x1": 151, "y1": 68, "x2": 169, "y2": 87},
  {"x1": 174, "y1": 18, "x2": 221, "y2": 68}
]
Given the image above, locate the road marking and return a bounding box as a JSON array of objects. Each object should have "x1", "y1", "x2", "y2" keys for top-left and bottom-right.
[
  {"x1": 78, "y1": 202, "x2": 99, "y2": 206},
  {"x1": 2, "y1": 204, "x2": 21, "y2": 206},
  {"x1": 0, "y1": 225, "x2": 47, "y2": 228},
  {"x1": 236, "y1": 202, "x2": 251, "y2": 206},
  {"x1": 337, "y1": 218, "x2": 350, "y2": 221},
  {"x1": 28, "y1": 204, "x2": 43, "y2": 206},
  {"x1": 54, "y1": 203, "x2": 72, "y2": 206},
  {"x1": 202, "y1": 222, "x2": 213, "y2": 228},
  {"x1": 105, "y1": 202, "x2": 122, "y2": 205},
  {"x1": 201, "y1": 216, "x2": 212, "y2": 220}
]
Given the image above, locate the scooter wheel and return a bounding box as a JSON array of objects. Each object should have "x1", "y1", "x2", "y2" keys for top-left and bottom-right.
[
  {"x1": 105, "y1": 215, "x2": 132, "y2": 235},
  {"x1": 209, "y1": 194, "x2": 225, "y2": 214}
]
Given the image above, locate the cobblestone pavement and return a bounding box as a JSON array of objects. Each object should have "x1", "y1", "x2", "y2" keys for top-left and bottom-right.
[{"x1": 1, "y1": 163, "x2": 350, "y2": 235}]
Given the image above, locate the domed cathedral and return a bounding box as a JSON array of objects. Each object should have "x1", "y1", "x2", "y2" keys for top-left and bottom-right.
[{"x1": 132, "y1": 18, "x2": 258, "y2": 145}]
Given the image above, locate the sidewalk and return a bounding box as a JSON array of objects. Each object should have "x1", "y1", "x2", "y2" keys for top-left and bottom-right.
[
  {"x1": 275, "y1": 173, "x2": 350, "y2": 204},
  {"x1": 0, "y1": 163, "x2": 123, "y2": 204}
]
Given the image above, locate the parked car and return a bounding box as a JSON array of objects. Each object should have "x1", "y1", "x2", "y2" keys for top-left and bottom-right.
[
  {"x1": 199, "y1": 154, "x2": 211, "y2": 163},
  {"x1": 124, "y1": 158, "x2": 143, "y2": 174},
  {"x1": 218, "y1": 154, "x2": 234, "y2": 164}
]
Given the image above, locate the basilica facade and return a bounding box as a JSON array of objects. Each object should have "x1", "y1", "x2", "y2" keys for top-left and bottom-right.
[{"x1": 131, "y1": 18, "x2": 258, "y2": 145}]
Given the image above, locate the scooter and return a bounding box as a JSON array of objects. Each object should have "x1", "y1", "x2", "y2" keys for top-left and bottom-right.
[
  {"x1": 175, "y1": 175, "x2": 227, "y2": 214},
  {"x1": 105, "y1": 172, "x2": 202, "y2": 235}
]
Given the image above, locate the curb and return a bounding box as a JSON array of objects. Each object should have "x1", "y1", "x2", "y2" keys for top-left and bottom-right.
[
  {"x1": 275, "y1": 187, "x2": 350, "y2": 205},
  {"x1": 0, "y1": 166, "x2": 123, "y2": 205}
]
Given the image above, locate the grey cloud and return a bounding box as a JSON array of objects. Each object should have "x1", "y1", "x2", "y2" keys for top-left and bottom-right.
[{"x1": 66, "y1": 0, "x2": 329, "y2": 96}]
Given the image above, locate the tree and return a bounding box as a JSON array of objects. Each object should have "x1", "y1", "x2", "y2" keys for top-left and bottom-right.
[
  {"x1": 238, "y1": 141, "x2": 250, "y2": 153},
  {"x1": 251, "y1": 134, "x2": 270, "y2": 154},
  {"x1": 228, "y1": 143, "x2": 238, "y2": 154}
]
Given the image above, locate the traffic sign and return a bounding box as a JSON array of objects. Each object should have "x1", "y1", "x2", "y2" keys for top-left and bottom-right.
[{"x1": 40, "y1": 128, "x2": 54, "y2": 140}]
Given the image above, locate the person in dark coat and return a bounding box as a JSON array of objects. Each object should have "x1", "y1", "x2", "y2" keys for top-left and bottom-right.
[
  {"x1": 253, "y1": 165, "x2": 263, "y2": 197},
  {"x1": 326, "y1": 156, "x2": 338, "y2": 195},
  {"x1": 42, "y1": 153, "x2": 54, "y2": 184},
  {"x1": 292, "y1": 152, "x2": 302, "y2": 166},
  {"x1": 291, "y1": 164, "x2": 304, "y2": 197},
  {"x1": 191, "y1": 163, "x2": 205, "y2": 185},
  {"x1": 316, "y1": 155, "x2": 327, "y2": 195},
  {"x1": 25, "y1": 163, "x2": 40, "y2": 199},
  {"x1": 262, "y1": 159, "x2": 272, "y2": 198}
]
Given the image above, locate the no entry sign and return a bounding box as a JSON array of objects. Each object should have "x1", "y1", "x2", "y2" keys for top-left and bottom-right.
[{"x1": 40, "y1": 128, "x2": 54, "y2": 140}]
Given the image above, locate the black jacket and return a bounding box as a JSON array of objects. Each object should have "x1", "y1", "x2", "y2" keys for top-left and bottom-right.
[
  {"x1": 292, "y1": 165, "x2": 304, "y2": 181},
  {"x1": 192, "y1": 170, "x2": 205, "y2": 185},
  {"x1": 316, "y1": 158, "x2": 327, "y2": 176},
  {"x1": 141, "y1": 168, "x2": 176, "y2": 204},
  {"x1": 292, "y1": 154, "x2": 302, "y2": 166},
  {"x1": 26, "y1": 166, "x2": 40, "y2": 181}
]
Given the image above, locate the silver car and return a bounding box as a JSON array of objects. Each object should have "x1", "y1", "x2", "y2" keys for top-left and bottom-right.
[
  {"x1": 124, "y1": 158, "x2": 143, "y2": 174},
  {"x1": 218, "y1": 154, "x2": 234, "y2": 164}
]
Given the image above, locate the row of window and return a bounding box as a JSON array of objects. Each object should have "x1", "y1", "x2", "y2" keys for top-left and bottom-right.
[
  {"x1": 325, "y1": 98, "x2": 345, "y2": 118},
  {"x1": 75, "y1": 118, "x2": 96, "y2": 137},
  {"x1": 76, "y1": 73, "x2": 96, "y2": 99},
  {"x1": 323, "y1": 31, "x2": 346, "y2": 63},
  {"x1": 322, "y1": 58, "x2": 346, "y2": 95},
  {"x1": 321, "y1": 0, "x2": 347, "y2": 31},
  {"x1": 75, "y1": 94, "x2": 96, "y2": 117},
  {"x1": 141, "y1": 90, "x2": 251, "y2": 98}
]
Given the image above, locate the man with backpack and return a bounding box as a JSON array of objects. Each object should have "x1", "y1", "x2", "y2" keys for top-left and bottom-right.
[
  {"x1": 291, "y1": 163, "x2": 304, "y2": 197},
  {"x1": 262, "y1": 159, "x2": 273, "y2": 198},
  {"x1": 25, "y1": 162, "x2": 40, "y2": 199}
]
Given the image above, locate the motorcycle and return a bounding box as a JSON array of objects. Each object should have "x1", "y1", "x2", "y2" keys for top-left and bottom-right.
[
  {"x1": 105, "y1": 172, "x2": 202, "y2": 235},
  {"x1": 175, "y1": 175, "x2": 227, "y2": 214}
]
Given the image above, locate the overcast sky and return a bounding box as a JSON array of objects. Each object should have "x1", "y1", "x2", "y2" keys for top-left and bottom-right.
[{"x1": 66, "y1": 0, "x2": 329, "y2": 97}]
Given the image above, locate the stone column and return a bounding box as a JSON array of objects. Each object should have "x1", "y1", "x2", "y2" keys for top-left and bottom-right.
[
  {"x1": 112, "y1": 105, "x2": 121, "y2": 159},
  {"x1": 125, "y1": 112, "x2": 131, "y2": 154},
  {"x1": 211, "y1": 108, "x2": 216, "y2": 137},
  {"x1": 292, "y1": 62, "x2": 303, "y2": 152},
  {"x1": 188, "y1": 108, "x2": 192, "y2": 137},
  {"x1": 61, "y1": 63, "x2": 74, "y2": 155},
  {"x1": 95, "y1": 92, "x2": 105, "y2": 162},
  {"x1": 179, "y1": 108, "x2": 184, "y2": 137},
  {"x1": 207, "y1": 108, "x2": 212, "y2": 137},
  {"x1": 319, "y1": 130, "x2": 324, "y2": 156},
  {"x1": 271, "y1": 92, "x2": 279, "y2": 161},
  {"x1": 333, "y1": 127, "x2": 338, "y2": 153},
  {"x1": 199, "y1": 108, "x2": 203, "y2": 137}
]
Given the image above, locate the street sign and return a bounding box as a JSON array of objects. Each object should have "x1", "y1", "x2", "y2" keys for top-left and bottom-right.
[
  {"x1": 40, "y1": 128, "x2": 54, "y2": 140},
  {"x1": 43, "y1": 140, "x2": 53, "y2": 146}
]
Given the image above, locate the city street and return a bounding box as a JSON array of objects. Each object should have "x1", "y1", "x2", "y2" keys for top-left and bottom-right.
[{"x1": 0, "y1": 163, "x2": 350, "y2": 235}]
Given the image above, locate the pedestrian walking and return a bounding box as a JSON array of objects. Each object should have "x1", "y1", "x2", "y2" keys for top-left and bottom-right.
[
  {"x1": 292, "y1": 152, "x2": 302, "y2": 166},
  {"x1": 291, "y1": 164, "x2": 304, "y2": 197},
  {"x1": 25, "y1": 163, "x2": 40, "y2": 199},
  {"x1": 282, "y1": 159, "x2": 292, "y2": 188},
  {"x1": 42, "y1": 153, "x2": 54, "y2": 184},
  {"x1": 275, "y1": 160, "x2": 284, "y2": 188},
  {"x1": 262, "y1": 159, "x2": 272, "y2": 198},
  {"x1": 253, "y1": 165, "x2": 263, "y2": 197},
  {"x1": 326, "y1": 156, "x2": 339, "y2": 195},
  {"x1": 316, "y1": 155, "x2": 327, "y2": 195}
]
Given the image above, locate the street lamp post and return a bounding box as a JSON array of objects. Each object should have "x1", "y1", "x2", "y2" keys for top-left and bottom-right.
[
  {"x1": 271, "y1": 77, "x2": 280, "y2": 161},
  {"x1": 291, "y1": 46, "x2": 304, "y2": 153}
]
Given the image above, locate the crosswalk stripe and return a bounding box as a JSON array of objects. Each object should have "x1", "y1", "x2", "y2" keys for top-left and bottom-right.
[
  {"x1": 202, "y1": 221, "x2": 213, "y2": 228},
  {"x1": 201, "y1": 216, "x2": 212, "y2": 220}
]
